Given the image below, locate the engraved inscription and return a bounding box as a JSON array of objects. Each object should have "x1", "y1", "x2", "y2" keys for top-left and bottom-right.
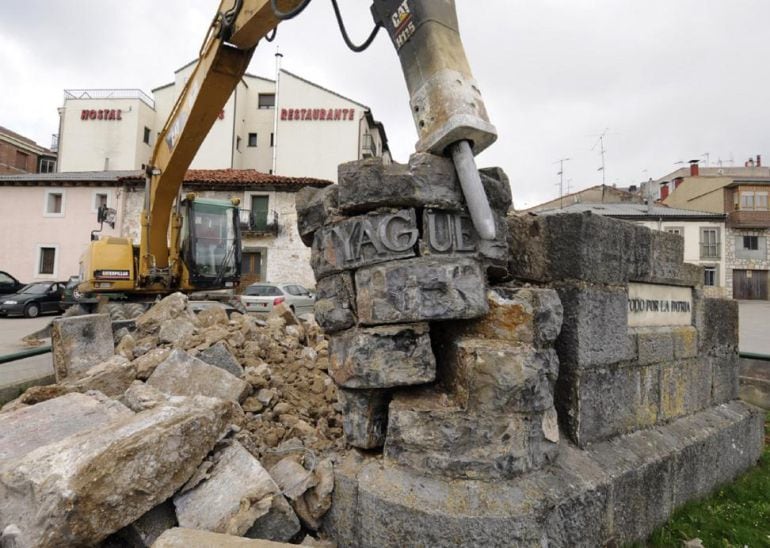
[{"x1": 627, "y1": 282, "x2": 693, "y2": 327}]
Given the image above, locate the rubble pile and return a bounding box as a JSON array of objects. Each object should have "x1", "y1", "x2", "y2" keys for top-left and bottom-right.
[{"x1": 0, "y1": 293, "x2": 342, "y2": 547}]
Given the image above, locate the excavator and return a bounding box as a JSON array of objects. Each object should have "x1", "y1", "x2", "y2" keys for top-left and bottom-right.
[{"x1": 75, "y1": 0, "x2": 498, "y2": 318}]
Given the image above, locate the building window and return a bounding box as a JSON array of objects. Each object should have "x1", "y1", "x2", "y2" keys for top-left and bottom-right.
[
  {"x1": 39, "y1": 158, "x2": 56, "y2": 173},
  {"x1": 703, "y1": 266, "x2": 718, "y2": 287},
  {"x1": 143, "y1": 126, "x2": 151, "y2": 145},
  {"x1": 248, "y1": 133, "x2": 258, "y2": 147},
  {"x1": 270, "y1": 133, "x2": 275, "y2": 147},
  {"x1": 92, "y1": 191, "x2": 109, "y2": 213},
  {"x1": 250, "y1": 195, "x2": 269, "y2": 231},
  {"x1": 15, "y1": 150, "x2": 29, "y2": 170},
  {"x1": 743, "y1": 235, "x2": 759, "y2": 250},
  {"x1": 740, "y1": 191, "x2": 755, "y2": 210},
  {"x1": 699, "y1": 227, "x2": 720, "y2": 258},
  {"x1": 44, "y1": 190, "x2": 64, "y2": 216},
  {"x1": 258, "y1": 94, "x2": 275, "y2": 109},
  {"x1": 39, "y1": 247, "x2": 56, "y2": 275},
  {"x1": 664, "y1": 227, "x2": 683, "y2": 236},
  {"x1": 757, "y1": 192, "x2": 769, "y2": 211}
]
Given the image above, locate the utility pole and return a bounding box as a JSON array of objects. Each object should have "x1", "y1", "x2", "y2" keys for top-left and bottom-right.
[
  {"x1": 554, "y1": 157, "x2": 571, "y2": 209},
  {"x1": 702, "y1": 152, "x2": 710, "y2": 168}
]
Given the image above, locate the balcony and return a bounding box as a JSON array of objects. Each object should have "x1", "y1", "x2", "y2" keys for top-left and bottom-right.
[
  {"x1": 361, "y1": 134, "x2": 376, "y2": 158},
  {"x1": 239, "y1": 209, "x2": 280, "y2": 237},
  {"x1": 726, "y1": 210, "x2": 770, "y2": 229}
]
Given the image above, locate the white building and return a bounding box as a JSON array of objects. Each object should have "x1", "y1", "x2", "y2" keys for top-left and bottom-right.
[
  {"x1": 536, "y1": 203, "x2": 727, "y2": 297},
  {"x1": 56, "y1": 65, "x2": 390, "y2": 182}
]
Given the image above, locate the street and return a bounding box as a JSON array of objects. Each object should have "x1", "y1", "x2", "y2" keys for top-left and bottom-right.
[
  {"x1": 0, "y1": 315, "x2": 57, "y2": 392},
  {"x1": 737, "y1": 300, "x2": 770, "y2": 355}
]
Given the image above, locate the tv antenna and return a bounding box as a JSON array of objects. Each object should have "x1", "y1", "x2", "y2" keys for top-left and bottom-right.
[
  {"x1": 554, "y1": 157, "x2": 571, "y2": 208},
  {"x1": 591, "y1": 128, "x2": 610, "y2": 186}
]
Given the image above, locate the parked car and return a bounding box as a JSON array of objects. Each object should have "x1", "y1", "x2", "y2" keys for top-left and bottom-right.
[
  {"x1": 59, "y1": 275, "x2": 83, "y2": 312},
  {"x1": 239, "y1": 283, "x2": 314, "y2": 316},
  {"x1": 0, "y1": 271, "x2": 25, "y2": 296},
  {"x1": 0, "y1": 281, "x2": 67, "y2": 318}
]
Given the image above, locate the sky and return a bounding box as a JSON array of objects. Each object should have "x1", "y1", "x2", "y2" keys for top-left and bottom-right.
[{"x1": 1, "y1": 0, "x2": 768, "y2": 209}]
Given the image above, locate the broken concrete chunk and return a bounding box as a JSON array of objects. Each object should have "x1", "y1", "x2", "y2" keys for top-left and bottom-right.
[
  {"x1": 112, "y1": 500, "x2": 177, "y2": 548},
  {"x1": 122, "y1": 381, "x2": 172, "y2": 413},
  {"x1": 153, "y1": 528, "x2": 296, "y2": 547},
  {"x1": 116, "y1": 333, "x2": 136, "y2": 360},
  {"x1": 65, "y1": 355, "x2": 137, "y2": 397},
  {"x1": 147, "y1": 349, "x2": 251, "y2": 403},
  {"x1": 198, "y1": 342, "x2": 243, "y2": 378},
  {"x1": 337, "y1": 153, "x2": 463, "y2": 213},
  {"x1": 329, "y1": 324, "x2": 435, "y2": 389},
  {"x1": 355, "y1": 256, "x2": 488, "y2": 325},
  {"x1": 195, "y1": 304, "x2": 230, "y2": 328},
  {"x1": 0, "y1": 397, "x2": 239, "y2": 547},
  {"x1": 0, "y1": 384, "x2": 72, "y2": 413},
  {"x1": 135, "y1": 292, "x2": 193, "y2": 333},
  {"x1": 313, "y1": 273, "x2": 357, "y2": 334},
  {"x1": 269, "y1": 456, "x2": 318, "y2": 501},
  {"x1": 174, "y1": 442, "x2": 300, "y2": 542},
  {"x1": 0, "y1": 392, "x2": 133, "y2": 463},
  {"x1": 304, "y1": 458, "x2": 335, "y2": 522},
  {"x1": 132, "y1": 348, "x2": 172, "y2": 380},
  {"x1": 52, "y1": 313, "x2": 114, "y2": 383},
  {"x1": 337, "y1": 388, "x2": 391, "y2": 449},
  {"x1": 158, "y1": 317, "x2": 196, "y2": 344}
]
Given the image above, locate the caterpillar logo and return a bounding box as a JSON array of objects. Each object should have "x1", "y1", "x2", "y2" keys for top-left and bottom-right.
[{"x1": 391, "y1": 0, "x2": 415, "y2": 49}]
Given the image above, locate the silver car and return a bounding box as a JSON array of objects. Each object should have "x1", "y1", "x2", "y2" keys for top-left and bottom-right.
[{"x1": 239, "y1": 283, "x2": 314, "y2": 316}]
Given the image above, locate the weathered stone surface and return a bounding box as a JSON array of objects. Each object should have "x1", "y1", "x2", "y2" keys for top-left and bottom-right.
[
  {"x1": 439, "y1": 339, "x2": 557, "y2": 414},
  {"x1": 112, "y1": 500, "x2": 177, "y2": 547},
  {"x1": 444, "y1": 288, "x2": 563, "y2": 348},
  {"x1": 420, "y1": 210, "x2": 477, "y2": 256},
  {"x1": 327, "y1": 401, "x2": 764, "y2": 548},
  {"x1": 158, "y1": 317, "x2": 196, "y2": 344},
  {"x1": 198, "y1": 342, "x2": 243, "y2": 378},
  {"x1": 337, "y1": 153, "x2": 462, "y2": 213},
  {"x1": 174, "y1": 442, "x2": 300, "y2": 541},
  {"x1": 65, "y1": 355, "x2": 136, "y2": 397},
  {"x1": 672, "y1": 326, "x2": 698, "y2": 359},
  {"x1": 0, "y1": 384, "x2": 71, "y2": 412},
  {"x1": 329, "y1": 324, "x2": 435, "y2": 389},
  {"x1": 134, "y1": 292, "x2": 192, "y2": 333},
  {"x1": 52, "y1": 313, "x2": 114, "y2": 382},
  {"x1": 313, "y1": 273, "x2": 356, "y2": 334},
  {"x1": 710, "y1": 350, "x2": 740, "y2": 405},
  {"x1": 296, "y1": 185, "x2": 339, "y2": 247},
  {"x1": 555, "y1": 282, "x2": 630, "y2": 370},
  {"x1": 116, "y1": 333, "x2": 136, "y2": 360},
  {"x1": 355, "y1": 256, "x2": 488, "y2": 325},
  {"x1": 478, "y1": 211, "x2": 512, "y2": 281},
  {"x1": 337, "y1": 388, "x2": 391, "y2": 449},
  {"x1": 147, "y1": 349, "x2": 250, "y2": 403},
  {"x1": 122, "y1": 381, "x2": 174, "y2": 413},
  {"x1": 697, "y1": 297, "x2": 739, "y2": 353},
  {"x1": 0, "y1": 392, "x2": 132, "y2": 463},
  {"x1": 311, "y1": 209, "x2": 418, "y2": 278},
  {"x1": 0, "y1": 397, "x2": 240, "y2": 547},
  {"x1": 270, "y1": 457, "x2": 318, "y2": 501},
  {"x1": 385, "y1": 389, "x2": 559, "y2": 480},
  {"x1": 635, "y1": 327, "x2": 675, "y2": 366},
  {"x1": 132, "y1": 348, "x2": 172, "y2": 380},
  {"x1": 659, "y1": 359, "x2": 712, "y2": 421},
  {"x1": 478, "y1": 167, "x2": 513, "y2": 215},
  {"x1": 153, "y1": 528, "x2": 295, "y2": 547}
]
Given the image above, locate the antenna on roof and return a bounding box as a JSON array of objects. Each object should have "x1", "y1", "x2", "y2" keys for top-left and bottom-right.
[
  {"x1": 554, "y1": 157, "x2": 571, "y2": 209},
  {"x1": 591, "y1": 128, "x2": 609, "y2": 186}
]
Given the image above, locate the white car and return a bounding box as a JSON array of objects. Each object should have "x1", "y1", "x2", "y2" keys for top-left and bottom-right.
[{"x1": 239, "y1": 283, "x2": 314, "y2": 316}]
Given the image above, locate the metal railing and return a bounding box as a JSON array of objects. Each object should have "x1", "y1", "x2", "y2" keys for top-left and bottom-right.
[
  {"x1": 64, "y1": 89, "x2": 155, "y2": 109},
  {"x1": 239, "y1": 210, "x2": 280, "y2": 236}
]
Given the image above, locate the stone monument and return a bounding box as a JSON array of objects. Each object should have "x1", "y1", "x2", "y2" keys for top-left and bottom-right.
[{"x1": 296, "y1": 156, "x2": 765, "y2": 547}]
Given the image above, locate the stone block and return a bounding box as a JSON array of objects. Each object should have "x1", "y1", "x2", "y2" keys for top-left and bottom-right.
[
  {"x1": 112, "y1": 500, "x2": 177, "y2": 547},
  {"x1": 295, "y1": 185, "x2": 339, "y2": 247},
  {"x1": 158, "y1": 317, "x2": 196, "y2": 344},
  {"x1": 506, "y1": 214, "x2": 550, "y2": 282},
  {"x1": 65, "y1": 355, "x2": 137, "y2": 397},
  {"x1": 558, "y1": 363, "x2": 660, "y2": 447},
  {"x1": 672, "y1": 326, "x2": 698, "y2": 359},
  {"x1": 680, "y1": 262, "x2": 704, "y2": 288},
  {"x1": 635, "y1": 327, "x2": 675, "y2": 366},
  {"x1": 337, "y1": 153, "x2": 463, "y2": 213},
  {"x1": 555, "y1": 282, "x2": 629, "y2": 370},
  {"x1": 52, "y1": 313, "x2": 114, "y2": 382},
  {"x1": 174, "y1": 442, "x2": 300, "y2": 541},
  {"x1": 478, "y1": 210, "x2": 513, "y2": 281},
  {"x1": 135, "y1": 292, "x2": 192, "y2": 333},
  {"x1": 329, "y1": 324, "x2": 435, "y2": 389},
  {"x1": 337, "y1": 388, "x2": 391, "y2": 449},
  {"x1": 659, "y1": 359, "x2": 712, "y2": 421},
  {"x1": 313, "y1": 272, "x2": 356, "y2": 334},
  {"x1": 443, "y1": 288, "x2": 563, "y2": 348},
  {"x1": 439, "y1": 338, "x2": 557, "y2": 414},
  {"x1": 147, "y1": 349, "x2": 250, "y2": 403},
  {"x1": 153, "y1": 528, "x2": 295, "y2": 547},
  {"x1": 132, "y1": 348, "x2": 172, "y2": 380},
  {"x1": 0, "y1": 397, "x2": 240, "y2": 548},
  {"x1": 0, "y1": 392, "x2": 132, "y2": 463},
  {"x1": 697, "y1": 297, "x2": 739, "y2": 353},
  {"x1": 355, "y1": 256, "x2": 488, "y2": 325},
  {"x1": 479, "y1": 167, "x2": 513, "y2": 215},
  {"x1": 385, "y1": 389, "x2": 559, "y2": 480},
  {"x1": 711, "y1": 350, "x2": 740, "y2": 404},
  {"x1": 311, "y1": 209, "x2": 418, "y2": 278},
  {"x1": 650, "y1": 229, "x2": 685, "y2": 281},
  {"x1": 198, "y1": 341, "x2": 244, "y2": 378}
]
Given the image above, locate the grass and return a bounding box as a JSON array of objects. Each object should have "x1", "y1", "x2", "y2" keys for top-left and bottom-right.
[{"x1": 645, "y1": 412, "x2": 770, "y2": 547}]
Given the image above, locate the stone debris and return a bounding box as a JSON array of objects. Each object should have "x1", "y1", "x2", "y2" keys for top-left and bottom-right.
[
  {"x1": 0, "y1": 292, "x2": 342, "y2": 546},
  {"x1": 51, "y1": 313, "x2": 114, "y2": 382},
  {"x1": 153, "y1": 528, "x2": 296, "y2": 547}
]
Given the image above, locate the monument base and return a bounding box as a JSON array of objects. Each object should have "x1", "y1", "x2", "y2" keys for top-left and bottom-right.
[{"x1": 324, "y1": 401, "x2": 764, "y2": 547}]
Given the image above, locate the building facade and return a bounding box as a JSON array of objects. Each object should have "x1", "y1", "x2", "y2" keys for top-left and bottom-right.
[
  {"x1": 56, "y1": 66, "x2": 390, "y2": 182},
  {"x1": 0, "y1": 126, "x2": 57, "y2": 175},
  {"x1": 0, "y1": 170, "x2": 330, "y2": 288},
  {"x1": 535, "y1": 202, "x2": 727, "y2": 297}
]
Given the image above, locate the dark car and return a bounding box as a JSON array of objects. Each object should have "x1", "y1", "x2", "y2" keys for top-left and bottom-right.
[
  {"x1": 0, "y1": 271, "x2": 25, "y2": 296},
  {"x1": 0, "y1": 281, "x2": 67, "y2": 318},
  {"x1": 59, "y1": 275, "x2": 83, "y2": 312}
]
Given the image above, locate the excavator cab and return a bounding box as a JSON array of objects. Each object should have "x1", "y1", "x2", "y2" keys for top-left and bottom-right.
[{"x1": 179, "y1": 196, "x2": 242, "y2": 290}]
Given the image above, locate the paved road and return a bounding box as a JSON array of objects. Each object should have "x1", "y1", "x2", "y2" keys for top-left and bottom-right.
[
  {"x1": 738, "y1": 301, "x2": 770, "y2": 355},
  {"x1": 0, "y1": 315, "x2": 58, "y2": 392}
]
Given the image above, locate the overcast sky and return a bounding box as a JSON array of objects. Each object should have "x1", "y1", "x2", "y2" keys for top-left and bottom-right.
[{"x1": 1, "y1": 1, "x2": 767, "y2": 208}]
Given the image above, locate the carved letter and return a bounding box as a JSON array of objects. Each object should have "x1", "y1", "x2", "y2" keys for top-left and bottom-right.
[
  {"x1": 379, "y1": 212, "x2": 418, "y2": 252},
  {"x1": 426, "y1": 211, "x2": 453, "y2": 252},
  {"x1": 454, "y1": 215, "x2": 477, "y2": 252},
  {"x1": 355, "y1": 219, "x2": 385, "y2": 258},
  {"x1": 331, "y1": 225, "x2": 355, "y2": 264}
]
